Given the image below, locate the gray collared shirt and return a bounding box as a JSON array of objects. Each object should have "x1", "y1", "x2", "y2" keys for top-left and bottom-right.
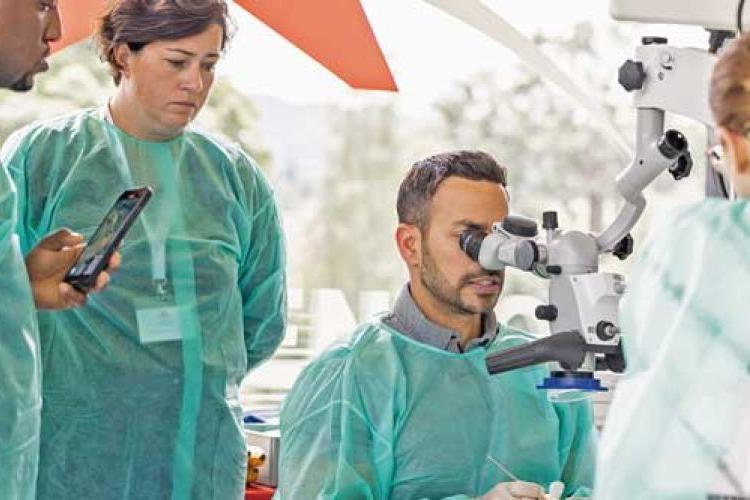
[{"x1": 382, "y1": 284, "x2": 499, "y2": 353}]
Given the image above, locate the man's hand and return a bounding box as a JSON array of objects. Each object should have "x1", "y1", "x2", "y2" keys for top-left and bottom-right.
[
  {"x1": 478, "y1": 481, "x2": 546, "y2": 500},
  {"x1": 25, "y1": 228, "x2": 121, "y2": 310}
]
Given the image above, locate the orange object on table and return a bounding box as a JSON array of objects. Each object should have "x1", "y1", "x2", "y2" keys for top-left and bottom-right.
[{"x1": 245, "y1": 484, "x2": 275, "y2": 500}]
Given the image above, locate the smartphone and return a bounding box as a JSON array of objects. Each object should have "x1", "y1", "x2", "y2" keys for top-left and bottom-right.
[{"x1": 64, "y1": 186, "x2": 153, "y2": 292}]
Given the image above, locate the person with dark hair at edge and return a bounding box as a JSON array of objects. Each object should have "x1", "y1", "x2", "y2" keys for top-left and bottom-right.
[
  {"x1": 276, "y1": 151, "x2": 597, "y2": 499},
  {"x1": 0, "y1": 1, "x2": 286, "y2": 498},
  {"x1": 0, "y1": 2, "x2": 120, "y2": 499}
]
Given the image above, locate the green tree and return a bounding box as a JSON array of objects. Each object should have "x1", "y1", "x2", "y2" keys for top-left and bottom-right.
[
  {"x1": 303, "y1": 102, "x2": 406, "y2": 303},
  {"x1": 433, "y1": 22, "x2": 635, "y2": 232}
]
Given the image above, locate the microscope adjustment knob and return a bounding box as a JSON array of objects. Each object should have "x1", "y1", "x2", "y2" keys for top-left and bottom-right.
[
  {"x1": 535, "y1": 305, "x2": 558, "y2": 322},
  {"x1": 670, "y1": 152, "x2": 693, "y2": 181},
  {"x1": 658, "y1": 129, "x2": 688, "y2": 159},
  {"x1": 542, "y1": 211, "x2": 558, "y2": 230},
  {"x1": 545, "y1": 265, "x2": 562, "y2": 275},
  {"x1": 502, "y1": 215, "x2": 538, "y2": 237},
  {"x1": 596, "y1": 321, "x2": 619, "y2": 341},
  {"x1": 514, "y1": 240, "x2": 539, "y2": 271},
  {"x1": 618, "y1": 60, "x2": 647, "y2": 92},
  {"x1": 641, "y1": 36, "x2": 668, "y2": 45},
  {"x1": 613, "y1": 233, "x2": 634, "y2": 261}
]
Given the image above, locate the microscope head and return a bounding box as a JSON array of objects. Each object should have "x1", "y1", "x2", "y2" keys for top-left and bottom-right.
[{"x1": 611, "y1": 0, "x2": 746, "y2": 31}]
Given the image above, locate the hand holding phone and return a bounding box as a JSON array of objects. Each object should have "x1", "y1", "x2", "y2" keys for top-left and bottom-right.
[
  {"x1": 64, "y1": 186, "x2": 152, "y2": 292},
  {"x1": 26, "y1": 228, "x2": 116, "y2": 309}
]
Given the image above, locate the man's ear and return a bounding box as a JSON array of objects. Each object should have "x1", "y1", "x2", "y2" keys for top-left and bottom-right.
[
  {"x1": 113, "y1": 43, "x2": 132, "y2": 79},
  {"x1": 395, "y1": 223, "x2": 422, "y2": 268}
]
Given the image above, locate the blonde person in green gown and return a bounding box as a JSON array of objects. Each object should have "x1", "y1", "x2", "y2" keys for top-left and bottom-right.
[{"x1": 594, "y1": 33, "x2": 750, "y2": 498}]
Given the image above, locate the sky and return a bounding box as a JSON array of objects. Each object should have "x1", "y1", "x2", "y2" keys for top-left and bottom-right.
[{"x1": 218, "y1": 0, "x2": 714, "y2": 106}]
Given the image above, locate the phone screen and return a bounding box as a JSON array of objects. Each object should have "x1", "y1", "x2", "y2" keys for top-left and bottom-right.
[
  {"x1": 65, "y1": 187, "x2": 152, "y2": 290},
  {"x1": 78, "y1": 196, "x2": 139, "y2": 265}
]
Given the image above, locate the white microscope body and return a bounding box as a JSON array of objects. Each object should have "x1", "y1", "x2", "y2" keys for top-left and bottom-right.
[{"x1": 475, "y1": 0, "x2": 732, "y2": 389}]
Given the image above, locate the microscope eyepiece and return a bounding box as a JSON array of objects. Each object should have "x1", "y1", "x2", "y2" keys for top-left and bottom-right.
[
  {"x1": 657, "y1": 129, "x2": 688, "y2": 159},
  {"x1": 669, "y1": 151, "x2": 693, "y2": 180},
  {"x1": 459, "y1": 228, "x2": 485, "y2": 262}
]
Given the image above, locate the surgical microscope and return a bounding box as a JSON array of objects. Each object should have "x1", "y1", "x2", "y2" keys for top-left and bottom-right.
[{"x1": 465, "y1": 0, "x2": 740, "y2": 392}]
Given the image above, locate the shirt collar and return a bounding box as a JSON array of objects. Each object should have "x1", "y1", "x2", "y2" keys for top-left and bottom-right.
[{"x1": 383, "y1": 283, "x2": 499, "y2": 353}]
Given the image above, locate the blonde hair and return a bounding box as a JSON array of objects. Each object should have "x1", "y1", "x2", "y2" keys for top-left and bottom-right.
[{"x1": 710, "y1": 33, "x2": 750, "y2": 133}]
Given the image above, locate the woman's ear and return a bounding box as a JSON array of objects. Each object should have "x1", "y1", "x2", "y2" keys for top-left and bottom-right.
[
  {"x1": 718, "y1": 126, "x2": 750, "y2": 197},
  {"x1": 720, "y1": 127, "x2": 750, "y2": 174},
  {"x1": 113, "y1": 44, "x2": 132, "y2": 79}
]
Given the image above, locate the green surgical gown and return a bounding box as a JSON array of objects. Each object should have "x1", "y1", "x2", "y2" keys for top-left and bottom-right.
[
  {"x1": 1, "y1": 108, "x2": 286, "y2": 499},
  {"x1": 0, "y1": 161, "x2": 40, "y2": 500},
  {"x1": 595, "y1": 199, "x2": 750, "y2": 499},
  {"x1": 277, "y1": 320, "x2": 596, "y2": 499}
]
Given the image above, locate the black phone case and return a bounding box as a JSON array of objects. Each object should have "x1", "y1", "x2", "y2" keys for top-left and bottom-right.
[{"x1": 64, "y1": 186, "x2": 153, "y2": 292}]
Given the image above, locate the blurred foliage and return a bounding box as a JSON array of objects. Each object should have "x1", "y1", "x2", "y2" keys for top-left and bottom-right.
[
  {"x1": 433, "y1": 22, "x2": 636, "y2": 232},
  {"x1": 302, "y1": 22, "x2": 647, "y2": 304},
  {"x1": 2, "y1": 25, "x2": 707, "y2": 311},
  {"x1": 303, "y1": 103, "x2": 407, "y2": 303}
]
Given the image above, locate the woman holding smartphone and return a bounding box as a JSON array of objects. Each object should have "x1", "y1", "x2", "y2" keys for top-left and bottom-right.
[{"x1": 0, "y1": 1, "x2": 286, "y2": 498}]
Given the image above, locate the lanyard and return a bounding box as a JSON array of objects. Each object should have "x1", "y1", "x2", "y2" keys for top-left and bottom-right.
[
  {"x1": 100, "y1": 104, "x2": 175, "y2": 297},
  {"x1": 100, "y1": 107, "x2": 204, "y2": 492}
]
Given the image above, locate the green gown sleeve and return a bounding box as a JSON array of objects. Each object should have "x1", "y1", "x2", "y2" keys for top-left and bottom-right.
[
  {"x1": 236, "y1": 152, "x2": 287, "y2": 371},
  {"x1": 277, "y1": 347, "x2": 395, "y2": 499},
  {"x1": 555, "y1": 399, "x2": 597, "y2": 498},
  {"x1": 0, "y1": 129, "x2": 41, "y2": 500},
  {"x1": 2, "y1": 128, "x2": 36, "y2": 253}
]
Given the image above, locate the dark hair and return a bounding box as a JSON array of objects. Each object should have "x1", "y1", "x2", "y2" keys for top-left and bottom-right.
[
  {"x1": 397, "y1": 150, "x2": 508, "y2": 231},
  {"x1": 96, "y1": 0, "x2": 232, "y2": 85}
]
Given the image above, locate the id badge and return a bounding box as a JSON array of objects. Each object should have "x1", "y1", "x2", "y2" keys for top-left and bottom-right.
[{"x1": 136, "y1": 306, "x2": 187, "y2": 343}]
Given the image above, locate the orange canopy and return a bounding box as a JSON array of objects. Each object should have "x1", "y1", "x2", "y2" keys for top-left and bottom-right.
[{"x1": 52, "y1": 0, "x2": 397, "y2": 91}]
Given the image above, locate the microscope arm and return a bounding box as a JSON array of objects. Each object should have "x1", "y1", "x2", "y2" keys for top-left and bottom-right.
[
  {"x1": 596, "y1": 108, "x2": 679, "y2": 252},
  {"x1": 597, "y1": 40, "x2": 717, "y2": 252},
  {"x1": 485, "y1": 331, "x2": 624, "y2": 375},
  {"x1": 486, "y1": 331, "x2": 588, "y2": 374}
]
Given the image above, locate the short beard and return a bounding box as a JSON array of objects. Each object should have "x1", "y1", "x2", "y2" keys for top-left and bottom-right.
[
  {"x1": 420, "y1": 243, "x2": 502, "y2": 316},
  {"x1": 9, "y1": 73, "x2": 33, "y2": 92}
]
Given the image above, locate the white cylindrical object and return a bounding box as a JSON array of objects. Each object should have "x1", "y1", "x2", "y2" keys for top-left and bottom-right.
[
  {"x1": 610, "y1": 0, "x2": 748, "y2": 31},
  {"x1": 547, "y1": 481, "x2": 565, "y2": 500}
]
